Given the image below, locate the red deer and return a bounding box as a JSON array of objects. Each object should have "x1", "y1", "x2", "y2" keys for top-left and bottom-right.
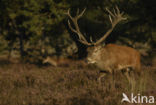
[
  {"x1": 43, "y1": 56, "x2": 87, "y2": 68},
  {"x1": 66, "y1": 6, "x2": 141, "y2": 83},
  {"x1": 43, "y1": 56, "x2": 58, "y2": 67}
]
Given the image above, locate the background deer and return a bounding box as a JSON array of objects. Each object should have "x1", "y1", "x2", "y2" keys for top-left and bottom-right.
[
  {"x1": 67, "y1": 6, "x2": 141, "y2": 83},
  {"x1": 43, "y1": 56, "x2": 87, "y2": 68},
  {"x1": 43, "y1": 56, "x2": 58, "y2": 67}
]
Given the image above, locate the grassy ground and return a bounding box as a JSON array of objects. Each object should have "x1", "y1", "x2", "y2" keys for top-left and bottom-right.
[{"x1": 0, "y1": 59, "x2": 156, "y2": 105}]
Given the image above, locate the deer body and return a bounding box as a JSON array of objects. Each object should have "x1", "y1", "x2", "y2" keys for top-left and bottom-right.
[
  {"x1": 66, "y1": 6, "x2": 141, "y2": 84},
  {"x1": 43, "y1": 56, "x2": 58, "y2": 67},
  {"x1": 43, "y1": 56, "x2": 72, "y2": 67},
  {"x1": 43, "y1": 56, "x2": 87, "y2": 67},
  {"x1": 87, "y1": 44, "x2": 141, "y2": 74}
]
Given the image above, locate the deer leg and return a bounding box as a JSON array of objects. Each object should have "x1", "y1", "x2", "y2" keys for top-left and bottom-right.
[
  {"x1": 111, "y1": 69, "x2": 116, "y2": 89},
  {"x1": 124, "y1": 68, "x2": 131, "y2": 82},
  {"x1": 98, "y1": 69, "x2": 111, "y2": 84},
  {"x1": 124, "y1": 68, "x2": 132, "y2": 91},
  {"x1": 129, "y1": 70, "x2": 136, "y2": 92},
  {"x1": 124, "y1": 67, "x2": 135, "y2": 92},
  {"x1": 98, "y1": 72, "x2": 107, "y2": 83}
]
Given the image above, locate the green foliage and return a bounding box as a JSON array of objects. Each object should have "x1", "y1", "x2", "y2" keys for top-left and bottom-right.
[
  {"x1": 0, "y1": 0, "x2": 69, "y2": 62},
  {"x1": 0, "y1": 36, "x2": 8, "y2": 52}
]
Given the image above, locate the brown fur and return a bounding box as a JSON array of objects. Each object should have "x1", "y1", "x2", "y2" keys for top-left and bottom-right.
[
  {"x1": 87, "y1": 44, "x2": 141, "y2": 74},
  {"x1": 43, "y1": 56, "x2": 87, "y2": 67}
]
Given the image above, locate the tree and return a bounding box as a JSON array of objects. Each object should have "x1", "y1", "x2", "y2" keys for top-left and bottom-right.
[{"x1": 0, "y1": 0, "x2": 70, "y2": 63}]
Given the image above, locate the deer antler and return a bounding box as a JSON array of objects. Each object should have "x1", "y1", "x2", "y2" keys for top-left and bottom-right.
[
  {"x1": 66, "y1": 6, "x2": 126, "y2": 46},
  {"x1": 67, "y1": 8, "x2": 92, "y2": 45},
  {"x1": 94, "y1": 6, "x2": 127, "y2": 45}
]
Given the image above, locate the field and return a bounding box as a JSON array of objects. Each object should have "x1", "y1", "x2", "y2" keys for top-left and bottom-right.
[{"x1": 0, "y1": 58, "x2": 156, "y2": 105}]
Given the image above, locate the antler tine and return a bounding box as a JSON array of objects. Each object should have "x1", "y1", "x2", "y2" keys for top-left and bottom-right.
[
  {"x1": 106, "y1": 8, "x2": 115, "y2": 18},
  {"x1": 67, "y1": 9, "x2": 78, "y2": 33},
  {"x1": 109, "y1": 15, "x2": 113, "y2": 24},
  {"x1": 67, "y1": 20, "x2": 77, "y2": 33},
  {"x1": 77, "y1": 8, "x2": 86, "y2": 19},
  {"x1": 115, "y1": 6, "x2": 127, "y2": 20},
  {"x1": 110, "y1": 6, "x2": 126, "y2": 27},
  {"x1": 93, "y1": 6, "x2": 126, "y2": 45},
  {"x1": 115, "y1": 6, "x2": 120, "y2": 15},
  {"x1": 113, "y1": 8, "x2": 117, "y2": 16},
  {"x1": 66, "y1": 8, "x2": 92, "y2": 46},
  {"x1": 67, "y1": 9, "x2": 74, "y2": 21},
  {"x1": 77, "y1": 8, "x2": 80, "y2": 16},
  {"x1": 68, "y1": 19, "x2": 84, "y2": 40}
]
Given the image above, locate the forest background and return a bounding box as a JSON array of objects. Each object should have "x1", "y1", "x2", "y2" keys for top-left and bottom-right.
[{"x1": 0, "y1": 0, "x2": 155, "y2": 63}]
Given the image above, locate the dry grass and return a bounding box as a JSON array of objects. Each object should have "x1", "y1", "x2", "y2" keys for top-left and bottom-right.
[{"x1": 0, "y1": 61, "x2": 156, "y2": 105}]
